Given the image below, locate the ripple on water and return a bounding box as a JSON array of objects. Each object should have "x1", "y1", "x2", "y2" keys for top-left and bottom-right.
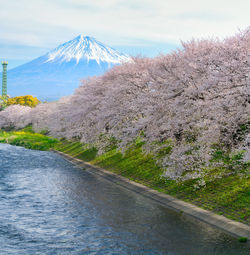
[{"x1": 0, "y1": 144, "x2": 249, "y2": 255}]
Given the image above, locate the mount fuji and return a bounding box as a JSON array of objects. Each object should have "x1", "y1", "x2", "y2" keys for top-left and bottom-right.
[{"x1": 7, "y1": 35, "x2": 131, "y2": 101}]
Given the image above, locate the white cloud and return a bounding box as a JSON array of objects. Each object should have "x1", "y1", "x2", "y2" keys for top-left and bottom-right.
[{"x1": 0, "y1": 0, "x2": 249, "y2": 49}]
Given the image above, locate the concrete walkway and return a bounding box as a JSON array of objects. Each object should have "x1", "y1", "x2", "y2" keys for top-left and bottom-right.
[{"x1": 53, "y1": 150, "x2": 250, "y2": 239}]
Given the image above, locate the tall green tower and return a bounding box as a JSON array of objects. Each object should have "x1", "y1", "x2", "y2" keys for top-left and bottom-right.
[{"x1": 2, "y1": 61, "x2": 8, "y2": 97}]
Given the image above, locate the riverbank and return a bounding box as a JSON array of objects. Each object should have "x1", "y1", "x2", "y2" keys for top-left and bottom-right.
[
  {"x1": 53, "y1": 149, "x2": 250, "y2": 239},
  {"x1": 0, "y1": 126, "x2": 57, "y2": 150},
  {"x1": 0, "y1": 128, "x2": 249, "y2": 237},
  {"x1": 53, "y1": 139, "x2": 250, "y2": 226}
]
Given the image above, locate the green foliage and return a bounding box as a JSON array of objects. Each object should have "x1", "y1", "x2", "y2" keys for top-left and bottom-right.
[
  {"x1": 76, "y1": 146, "x2": 98, "y2": 162},
  {"x1": 54, "y1": 141, "x2": 97, "y2": 162},
  {"x1": 210, "y1": 144, "x2": 249, "y2": 173},
  {"x1": 134, "y1": 136, "x2": 145, "y2": 147},
  {"x1": 21, "y1": 125, "x2": 34, "y2": 133},
  {"x1": 238, "y1": 237, "x2": 248, "y2": 243},
  {"x1": 150, "y1": 139, "x2": 173, "y2": 159},
  {"x1": 0, "y1": 128, "x2": 58, "y2": 150},
  {"x1": 39, "y1": 129, "x2": 49, "y2": 135},
  {"x1": 97, "y1": 133, "x2": 119, "y2": 152},
  {"x1": 232, "y1": 121, "x2": 250, "y2": 143},
  {"x1": 157, "y1": 145, "x2": 172, "y2": 157},
  {"x1": 183, "y1": 129, "x2": 199, "y2": 143}
]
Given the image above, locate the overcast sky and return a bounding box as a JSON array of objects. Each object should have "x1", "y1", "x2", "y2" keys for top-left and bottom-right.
[{"x1": 0, "y1": 0, "x2": 249, "y2": 69}]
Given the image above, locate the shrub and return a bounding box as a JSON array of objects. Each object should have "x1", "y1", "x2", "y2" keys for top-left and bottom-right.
[{"x1": 7, "y1": 95, "x2": 40, "y2": 108}]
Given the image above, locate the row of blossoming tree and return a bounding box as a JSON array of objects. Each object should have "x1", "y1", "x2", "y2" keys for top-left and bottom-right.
[{"x1": 0, "y1": 28, "x2": 249, "y2": 185}]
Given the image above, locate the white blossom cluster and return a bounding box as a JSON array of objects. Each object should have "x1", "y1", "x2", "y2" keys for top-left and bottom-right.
[
  {"x1": 0, "y1": 28, "x2": 249, "y2": 184},
  {"x1": 0, "y1": 105, "x2": 32, "y2": 130}
]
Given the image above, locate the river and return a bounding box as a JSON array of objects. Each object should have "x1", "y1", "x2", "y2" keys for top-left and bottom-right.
[{"x1": 0, "y1": 143, "x2": 249, "y2": 254}]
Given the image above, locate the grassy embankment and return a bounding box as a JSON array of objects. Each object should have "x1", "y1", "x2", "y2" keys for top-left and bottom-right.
[
  {"x1": 0, "y1": 127, "x2": 249, "y2": 226},
  {"x1": 0, "y1": 126, "x2": 58, "y2": 150}
]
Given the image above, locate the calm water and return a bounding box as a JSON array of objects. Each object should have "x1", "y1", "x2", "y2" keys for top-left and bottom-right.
[{"x1": 0, "y1": 143, "x2": 249, "y2": 255}]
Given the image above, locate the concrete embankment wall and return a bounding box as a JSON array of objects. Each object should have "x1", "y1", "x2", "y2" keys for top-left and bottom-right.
[{"x1": 53, "y1": 149, "x2": 250, "y2": 239}]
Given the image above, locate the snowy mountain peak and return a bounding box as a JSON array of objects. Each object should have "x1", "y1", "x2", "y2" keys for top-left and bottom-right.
[{"x1": 45, "y1": 35, "x2": 131, "y2": 64}]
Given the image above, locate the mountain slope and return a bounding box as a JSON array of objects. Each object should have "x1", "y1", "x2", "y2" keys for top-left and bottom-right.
[
  {"x1": 7, "y1": 36, "x2": 131, "y2": 101},
  {"x1": 46, "y1": 35, "x2": 130, "y2": 64}
]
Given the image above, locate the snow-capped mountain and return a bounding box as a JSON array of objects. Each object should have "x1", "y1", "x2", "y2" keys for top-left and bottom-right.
[
  {"x1": 7, "y1": 35, "x2": 131, "y2": 100},
  {"x1": 46, "y1": 35, "x2": 130, "y2": 64}
]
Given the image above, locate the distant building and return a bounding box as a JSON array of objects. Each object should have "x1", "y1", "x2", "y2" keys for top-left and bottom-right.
[{"x1": 2, "y1": 61, "x2": 8, "y2": 96}]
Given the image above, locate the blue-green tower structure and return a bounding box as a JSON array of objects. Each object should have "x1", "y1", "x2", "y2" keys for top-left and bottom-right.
[{"x1": 2, "y1": 61, "x2": 8, "y2": 96}]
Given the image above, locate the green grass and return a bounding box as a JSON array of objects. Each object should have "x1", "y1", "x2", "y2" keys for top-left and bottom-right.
[
  {"x1": 0, "y1": 128, "x2": 249, "y2": 225},
  {"x1": 0, "y1": 127, "x2": 58, "y2": 150}
]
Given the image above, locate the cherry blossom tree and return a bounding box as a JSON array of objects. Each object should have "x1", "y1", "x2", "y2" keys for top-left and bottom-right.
[{"x1": 0, "y1": 28, "x2": 249, "y2": 182}]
